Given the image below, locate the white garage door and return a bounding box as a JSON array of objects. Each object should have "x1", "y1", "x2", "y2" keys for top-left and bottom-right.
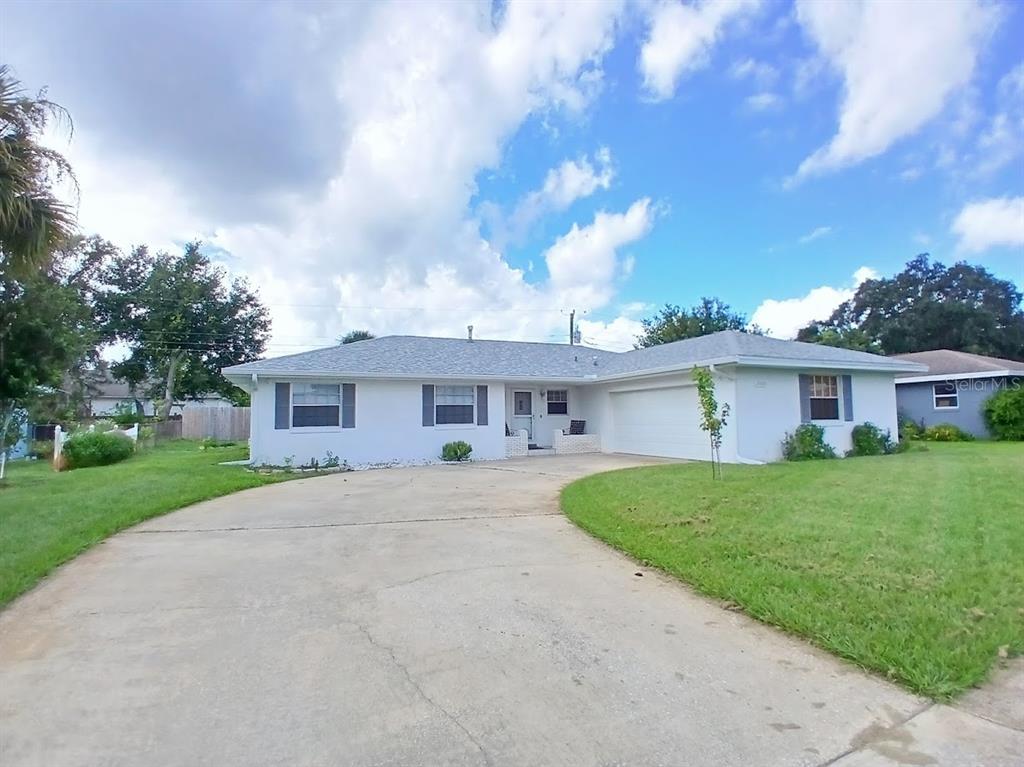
[{"x1": 610, "y1": 386, "x2": 708, "y2": 460}]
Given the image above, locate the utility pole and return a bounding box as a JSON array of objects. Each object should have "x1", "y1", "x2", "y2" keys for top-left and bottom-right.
[{"x1": 569, "y1": 309, "x2": 575, "y2": 345}]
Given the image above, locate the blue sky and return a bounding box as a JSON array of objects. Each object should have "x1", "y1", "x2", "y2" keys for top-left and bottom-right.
[{"x1": 4, "y1": 0, "x2": 1023, "y2": 353}]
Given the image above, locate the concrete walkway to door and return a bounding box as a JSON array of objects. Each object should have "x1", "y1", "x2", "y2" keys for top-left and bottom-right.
[{"x1": 0, "y1": 454, "x2": 1020, "y2": 766}]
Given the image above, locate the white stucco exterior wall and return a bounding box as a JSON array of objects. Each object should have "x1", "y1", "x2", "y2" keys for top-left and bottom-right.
[
  {"x1": 575, "y1": 371, "x2": 739, "y2": 463},
  {"x1": 734, "y1": 367, "x2": 900, "y2": 462},
  {"x1": 249, "y1": 378, "x2": 506, "y2": 466},
  {"x1": 501, "y1": 384, "x2": 584, "y2": 447},
  {"x1": 243, "y1": 367, "x2": 900, "y2": 467}
]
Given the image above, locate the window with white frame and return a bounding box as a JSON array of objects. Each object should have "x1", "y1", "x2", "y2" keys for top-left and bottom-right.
[
  {"x1": 436, "y1": 385, "x2": 475, "y2": 425},
  {"x1": 292, "y1": 383, "x2": 340, "y2": 427},
  {"x1": 547, "y1": 389, "x2": 568, "y2": 415},
  {"x1": 809, "y1": 375, "x2": 840, "y2": 420},
  {"x1": 933, "y1": 382, "x2": 958, "y2": 409}
]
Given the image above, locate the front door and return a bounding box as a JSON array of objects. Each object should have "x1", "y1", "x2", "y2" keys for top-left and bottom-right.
[{"x1": 513, "y1": 391, "x2": 533, "y2": 439}]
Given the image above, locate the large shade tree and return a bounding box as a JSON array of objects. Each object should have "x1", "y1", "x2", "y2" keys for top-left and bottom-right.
[
  {"x1": 636, "y1": 297, "x2": 754, "y2": 348},
  {"x1": 0, "y1": 65, "x2": 76, "y2": 278},
  {"x1": 97, "y1": 242, "x2": 271, "y2": 419},
  {"x1": 0, "y1": 237, "x2": 107, "y2": 475},
  {"x1": 798, "y1": 255, "x2": 1024, "y2": 359}
]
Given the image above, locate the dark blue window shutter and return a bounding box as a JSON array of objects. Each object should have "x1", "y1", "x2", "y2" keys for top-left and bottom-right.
[
  {"x1": 798, "y1": 375, "x2": 811, "y2": 423},
  {"x1": 477, "y1": 385, "x2": 488, "y2": 426},
  {"x1": 841, "y1": 375, "x2": 853, "y2": 422},
  {"x1": 422, "y1": 384, "x2": 435, "y2": 427},
  {"x1": 275, "y1": 383, "x2": 290, "y2": 429},
  {"x1": 342, "y1": 383, "x2": 356, "y2": 428}
]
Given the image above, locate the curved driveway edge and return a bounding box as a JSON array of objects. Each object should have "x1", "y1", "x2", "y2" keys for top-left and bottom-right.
[{"x1": 1, "y1": 454, "x2": 1020, "y2": 766}]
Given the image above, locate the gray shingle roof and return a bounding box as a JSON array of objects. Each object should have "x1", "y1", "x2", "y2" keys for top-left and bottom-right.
[
  {"x1": 891, "y1": 349, "x2": 1024, "y2": 378},
  {"x1": 225, "y1": 336, "x2": 621, "y2": 379},
  {"x1": 598, "y1": 331, "x2": 918, "y2": 376},
  {"x1": 224, "y1": 330, "x2": 922, "y2": 381}
]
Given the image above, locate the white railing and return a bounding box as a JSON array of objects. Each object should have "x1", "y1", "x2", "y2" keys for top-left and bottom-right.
[
  {"x1": 505, "y1": 429, "x2": 529, "y2": 457},
  {"x1": 553, "y1": 429, "x2": 601, "y2": 454}
]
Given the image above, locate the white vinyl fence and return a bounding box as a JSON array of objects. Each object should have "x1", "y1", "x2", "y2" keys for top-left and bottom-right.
[
  {"x1": 181, "y1": 407, "x2": 250, "y2": 441},
  {"x1": 53, "y1": 423, "x2": 138, "y2": 469}
]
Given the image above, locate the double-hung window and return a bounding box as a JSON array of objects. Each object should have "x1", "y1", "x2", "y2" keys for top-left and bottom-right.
[
  {"x1": 547, "y1": 389, "x2": 568, "y2": 415},
  {"x1": 809, "y1": 375, "x2": 840, "y2": 420},
  {"x1": 435, "y1": 385, "x2": 475, "y2": 425},
  {"x1": 933, "y1": 382, "x2": 958, "y2": 409},
  {"x1": 292, "y1": 383, "x2": 341, "y2": 427}
]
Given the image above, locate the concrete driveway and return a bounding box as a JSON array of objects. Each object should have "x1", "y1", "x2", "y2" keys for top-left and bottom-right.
[{"x1": 1, "y1": 454, "x2": 1020, "y2": 766}]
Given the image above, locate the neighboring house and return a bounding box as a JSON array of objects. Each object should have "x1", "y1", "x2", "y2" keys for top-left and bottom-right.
[
  {"x1": 891, "y1": 350, "x2": 1024, "y2": 438},
  {"x1": 222, "y1": 330, "x2": 923, "y2": 466},
  {"x1": 85, "y1": 367, "x2": 231, "y2": 417}
]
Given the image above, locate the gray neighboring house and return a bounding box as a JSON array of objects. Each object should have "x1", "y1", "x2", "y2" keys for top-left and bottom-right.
[
  {"x1": 891, "y1": 350, "x2": 1024, "y2": 437},
  {"x1": 85, "y1": 366, "x2": 231, "y2": 417}
]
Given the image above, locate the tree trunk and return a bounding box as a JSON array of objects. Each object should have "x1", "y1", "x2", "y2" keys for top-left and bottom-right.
[
  {"x1": 159, "y1": 351, "x2": 183, "y2": 421},
  {"x1": 128, "y1": 382, "x2": 145, "y2": 417},
  {"x1": 0, "y1": 403, "x2": 14, "y2": 481}
]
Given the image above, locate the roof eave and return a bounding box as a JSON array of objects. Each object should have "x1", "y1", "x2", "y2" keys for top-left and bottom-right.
[
  {"x1": 224, "y1": 354, "x2": 927, "y2": 385},
  {"x1": 896, "y1": 369, "x2": 1021, "y2": 384},
  {"x1": 223, "y1": 370, "x2": 595, "y2": 385},
  {"x1": 734, "y1": 355, "x2": 928, "y2": 373}
]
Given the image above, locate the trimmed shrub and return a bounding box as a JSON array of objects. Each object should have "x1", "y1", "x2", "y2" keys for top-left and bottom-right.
[
  {"x1": 848, "y1": 422, "x2": 895, "y2": 456},
  {"x1": 922, "y1": 423, "x2": 974, "y2": 442},
  {"x1": 781, "y1": 424, "x2": 836, "y2": 461},
  {"x1": 898, "y1": 415, "x2": 925, "y2": 441},
  {"x1": 441, "y1": 440, "x2": 472, "y2": 462},
  {"x1": 63, "y1": 431, "x2": 135, "y2": 469},
  {"x1": 983, "y1": 386, "x2": 1024, "y2": 441}
]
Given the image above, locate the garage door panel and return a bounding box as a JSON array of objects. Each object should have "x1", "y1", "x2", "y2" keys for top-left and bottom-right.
[{"x1": 611, "y1": 387, "x2": 707, "y2": 460}]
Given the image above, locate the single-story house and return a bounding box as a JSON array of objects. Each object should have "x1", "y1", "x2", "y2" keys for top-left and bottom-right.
[
  {"x1": 223, "y1": 330, "x2": 924, "y2": 467},
  {"x1": 891, "y1": 349, "x2": 1024, "y2": 438},
  {"x1": 85, "y1": 367, "x2": 231, "y2": 417}
]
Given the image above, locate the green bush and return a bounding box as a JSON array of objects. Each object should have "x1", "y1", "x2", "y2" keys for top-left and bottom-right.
[
  {"x1": 781, "y1": 424, "x2": 836, "y2": 461},
  {"x1": 983, "y1": 386, "x2": 1024, "y2": 440},
  {"x1": 110, "y1": 402, "x2": 142, "y2": 428},
  {"x1": 63, "y1": 431, "x2": 135, "y2": 469},
  {"x1": 441, "y1": 440, "x2": 472, "y2": 462},
  {"x1": 922, "y1": 423, "x2": 975, "y2": 442},
  {"x1": 898, "y1": 415, "x2": 925, "y2": 441},
  {"x1": 848, "y1": 422, "x2": 895, "y2": 456}
]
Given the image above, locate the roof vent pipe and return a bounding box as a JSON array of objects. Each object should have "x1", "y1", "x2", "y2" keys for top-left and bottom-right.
[{"x1": 467, "y1": 324, "x2": 473, "y2": 341}]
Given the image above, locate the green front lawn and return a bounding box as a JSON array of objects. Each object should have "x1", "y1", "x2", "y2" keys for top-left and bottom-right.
[
  {"x1": 0, "y1": 441, "x2": 298, "y2": 609},
  {"x1": 562, "y1": 443, "x2": 1024, "y2": 699}
]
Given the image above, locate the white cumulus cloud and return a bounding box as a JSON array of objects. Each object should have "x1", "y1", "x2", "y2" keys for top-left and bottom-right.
[
  {"x1": 745, "y1": 92, "x2": 781, "y2": 112},
  {"x1": 790, "y1": 0, "x2": 998, "y2": 183},
  {"x1": 544, "y1": 198, "x2": 655, "y2": 309},
  {"x1": 751, "y1": 267, "x2": 878, "y2": 339},
  {"x1": 798, "y1": 225, "x2": 832, "y2": 244},
  {"x1": 730, "y1": 56, "x2": 778, "y2": 86},
  {"x1": 21, "y1": 1, "x2": 659, "y2": 354},
  {"x1": 493, "y1": 148, "x2": 615, "y2": 245},
  {"x1": 952, "y1": 196, "x2": 1024, "y2": 253},
  {"x1": 577, "y1": 316, "x2": 645, "y2": 351},
  {"x1": 639, "y1": 0, "x2": 761, "y2": 101}
]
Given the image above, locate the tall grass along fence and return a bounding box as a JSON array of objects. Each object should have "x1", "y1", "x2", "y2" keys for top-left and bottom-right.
[{"x1": 182, "y1": 407, "x2": 250, "y2": 441}]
